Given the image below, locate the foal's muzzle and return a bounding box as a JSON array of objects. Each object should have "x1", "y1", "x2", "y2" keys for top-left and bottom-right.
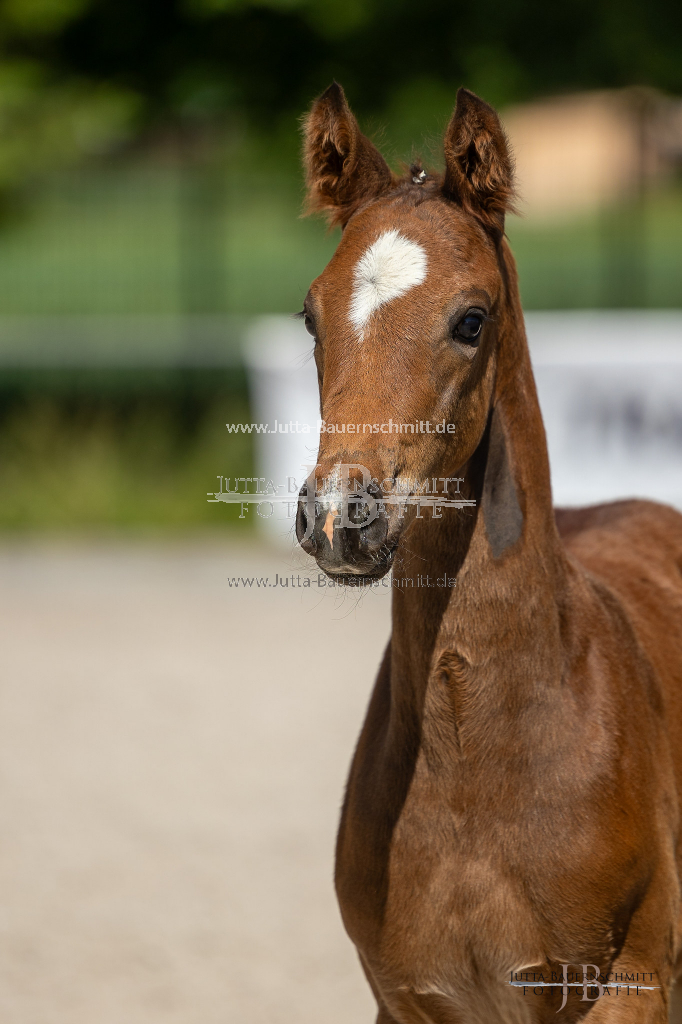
[{"x1": 295, "y1": 478, "x2": 392, "y2": 581}]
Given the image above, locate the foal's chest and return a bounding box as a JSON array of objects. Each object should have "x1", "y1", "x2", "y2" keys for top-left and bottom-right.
[
  {"x1": 377, "y1": 787, "x2": 550, "y2": 983},
  {"x1": 338, "y1": 757, "x2": 635, "y2": 1020}
]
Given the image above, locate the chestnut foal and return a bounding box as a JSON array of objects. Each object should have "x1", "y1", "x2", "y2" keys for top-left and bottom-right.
[{"x1": 295, "y1": 84, "x2": 682, "y2": 1023}]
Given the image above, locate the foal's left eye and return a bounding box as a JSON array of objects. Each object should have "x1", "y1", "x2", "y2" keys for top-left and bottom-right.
[
  {"x1": 303, "y1": 313, "x2": 316, "y2": 337},
  {"x1": 453, "y1": 312, "x2": 484, "y2": 344}
]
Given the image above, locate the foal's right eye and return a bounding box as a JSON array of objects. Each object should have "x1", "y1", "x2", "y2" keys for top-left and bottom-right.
[{"x1": 303, "y1": 313, "x2": 316, "y2": 337}]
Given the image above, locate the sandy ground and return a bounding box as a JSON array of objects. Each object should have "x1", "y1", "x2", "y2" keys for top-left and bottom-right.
[{"x1": 0, "y1": 537, "x2": 391, "y2": 1024}]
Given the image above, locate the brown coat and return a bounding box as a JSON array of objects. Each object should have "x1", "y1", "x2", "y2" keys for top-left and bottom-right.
[{"x1": 298, "y1": 84, "x2": 682, "y2": 1023}]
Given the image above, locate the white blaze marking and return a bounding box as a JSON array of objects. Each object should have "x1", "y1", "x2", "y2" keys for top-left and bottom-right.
[{"x1": 349, "y1": 229, "x2": 427, "y2": 333}]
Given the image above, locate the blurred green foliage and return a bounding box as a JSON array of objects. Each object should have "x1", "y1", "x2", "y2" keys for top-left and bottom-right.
[
  {"x1": 0, "y1": 0, "x2": 680, "y2": 197},
  {"x1": 0, "y1": 369, "x2": 253, "y2": 528},
  {"x1": 0, "y1": 60, "x2": 138, "y2": 211}
]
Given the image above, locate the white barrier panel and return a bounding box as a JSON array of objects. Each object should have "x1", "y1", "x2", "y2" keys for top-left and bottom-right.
[
  {"x1": 243, "y1": 316, "x2": 321, "y2": 545},
  {"x1": 527, "y1": 312, "x2": 682, "y2": 510},
  {"x1": 243, "y1": 312, "x2": 682, "y2": 544}
]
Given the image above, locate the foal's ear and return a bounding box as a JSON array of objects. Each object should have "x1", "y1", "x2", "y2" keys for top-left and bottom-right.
[
  {"x1": 443, "y1": 88, "x2": 516, "y2": 237},
  {"x1": 303, "y1": 82, "x2": 393, "y2": 228}
]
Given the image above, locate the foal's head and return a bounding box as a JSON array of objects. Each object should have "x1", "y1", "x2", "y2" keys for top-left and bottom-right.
[{"x1": 295, "y1": 83, "x2": 517, "y2": 582}]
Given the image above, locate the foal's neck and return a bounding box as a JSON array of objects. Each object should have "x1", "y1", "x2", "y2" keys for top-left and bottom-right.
[{"x1": 390, "y1": 264, "x2": 568, "y2": 706}]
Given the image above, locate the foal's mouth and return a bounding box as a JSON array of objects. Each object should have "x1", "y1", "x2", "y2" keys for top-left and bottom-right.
[{"x1": 315, "y1": 541, "x2": 397, "y2": 586}]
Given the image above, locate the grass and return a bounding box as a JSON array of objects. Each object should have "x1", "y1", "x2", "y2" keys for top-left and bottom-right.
[
  {"x1": 507, "y1": 185, "x2": 682, "y2": 309},
  {"x1": 0, "y1": 370, "x2": 254, "y2": 530},
  {"x1": 0, "y1": 157, "x2": 340, "y2": 318},
  {"x1": 0, "y1": 155, "x2": 680, "y2": 321}
]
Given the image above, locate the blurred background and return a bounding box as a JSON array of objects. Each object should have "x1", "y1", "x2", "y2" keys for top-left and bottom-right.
[
  {"x1": 1, "y1": 1, "x2": 682, "y2": 1021},
  {"x1": 0, "y1": 0, "x2": 681, "y2": 528}
]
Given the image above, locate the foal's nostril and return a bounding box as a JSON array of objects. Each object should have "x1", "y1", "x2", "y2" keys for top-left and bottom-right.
[
  {"x1": 349, "y1": 480, "x2": 382, "y2": 522},
  {"x1": 356, "y1": 481, "x2": 388, "y2": 552},
  {"x1": 296, "y1": 477, "x2": 389, "y2": 566},
  {"x1": 295, "y1": 482, "x2": 317, "y2": 554}
]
